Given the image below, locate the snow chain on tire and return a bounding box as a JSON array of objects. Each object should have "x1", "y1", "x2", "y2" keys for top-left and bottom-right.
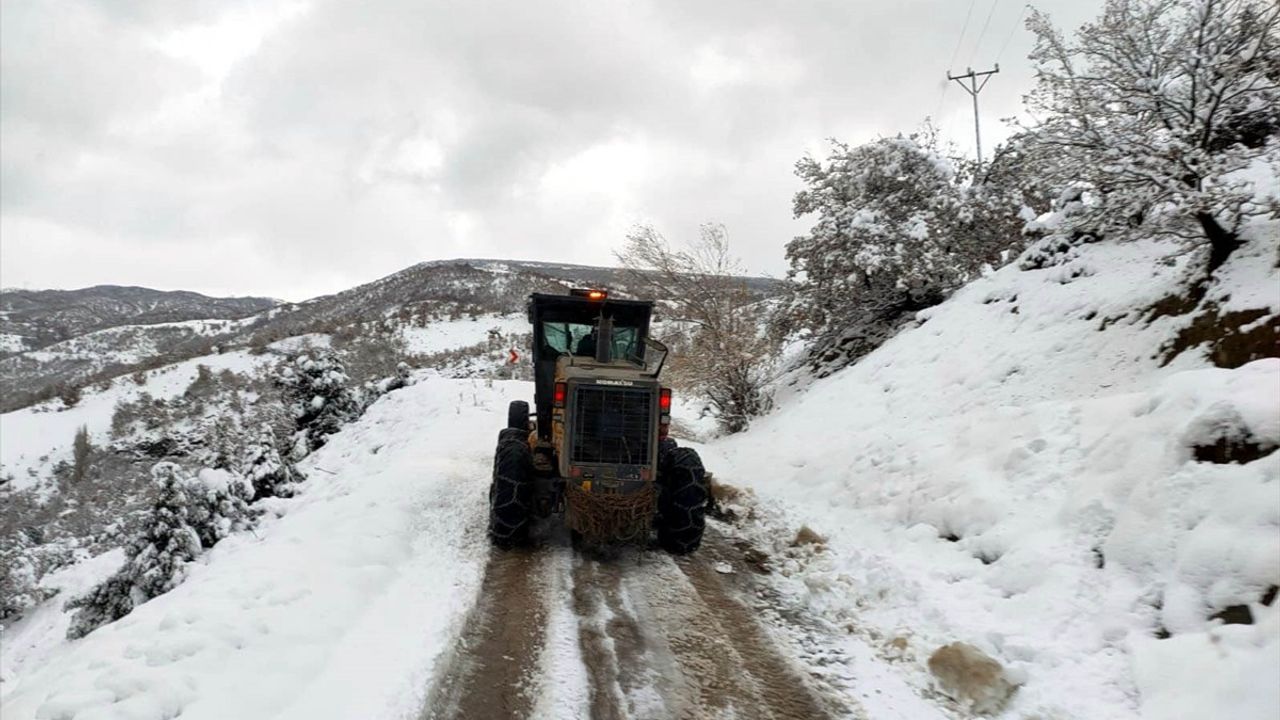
[
  {"x1": 488, "y1": 429, "x2": 533, "y2": 547},
  {"x1": 656, "y1": 446, "x2": 708, "y2": 554},
  {"x1": 564, "y1": 480, "x2": 657, "y2": 543}
]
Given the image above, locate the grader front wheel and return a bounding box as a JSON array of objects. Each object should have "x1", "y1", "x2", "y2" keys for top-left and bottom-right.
[
  {"x1": 507, "y1": 400, "x2": 530, "y2": 431},
  {"x1": 488, "y1": 428, "x2": 533, "y2": 547}
]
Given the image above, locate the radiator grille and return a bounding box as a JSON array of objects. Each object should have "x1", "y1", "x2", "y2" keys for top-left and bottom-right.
[{"x1": 570, "y1": 385, "x2": 653, "y2": 465}]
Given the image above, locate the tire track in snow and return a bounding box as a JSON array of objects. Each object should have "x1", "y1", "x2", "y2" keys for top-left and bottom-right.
[
  {"x1": 567, "y1": 529, "x2": 853, "y2": 720},
  {"x1": 624, "y1": 533, "x2": 851, "y2": 719},
  {"x1": 572, "y1": 551, "x2": 669, "y2": 719},
  {"x1": 421, "y1": 545, "x2": 554, "y2": 720},
  {"x1": 529, "y1": 543, "x2": 591, "y2": 719},
  {"x1": 423, "y1": 527, "x2": 858, "y2": 720}
]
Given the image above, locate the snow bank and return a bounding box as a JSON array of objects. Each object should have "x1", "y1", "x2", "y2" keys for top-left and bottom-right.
[
  {"x1": 1, "y1": 377, "x2": 515, "y2": 719},
  {"x1": 705, "y1": 229, "x2": 1280, "y2": 719}
]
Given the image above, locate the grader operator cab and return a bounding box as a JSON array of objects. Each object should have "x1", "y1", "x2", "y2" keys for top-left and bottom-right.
[{"x1": 488, "y1": 288, "x2": 709, "y2": 553}]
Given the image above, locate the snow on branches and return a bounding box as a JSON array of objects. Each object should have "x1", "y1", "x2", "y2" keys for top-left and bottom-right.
[
  {"x1": 785, "y1": 135, "x2": 1022, "y2": 365},
  {"x1": 243, "y1": 423, "x2": 301, "y2": 500},
  {"x1": 1022, "y1": 0, "x2": 1280, "y2": 270},
  {"x1": 65, "y1": 463, "x2": 255, "y2": 639},
  {"x1": 277, "y1": 350, "x2": 361, "y2": 460}
]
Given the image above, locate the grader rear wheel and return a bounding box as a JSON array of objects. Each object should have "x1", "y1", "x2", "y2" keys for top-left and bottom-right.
[{"x1": 656, "y1": 445, "x2": 708, "y2": 554}]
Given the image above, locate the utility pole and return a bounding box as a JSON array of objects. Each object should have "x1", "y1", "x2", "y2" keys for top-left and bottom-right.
[{"x1": 947, "y1": 64, "x2": 999, "y2": 164}]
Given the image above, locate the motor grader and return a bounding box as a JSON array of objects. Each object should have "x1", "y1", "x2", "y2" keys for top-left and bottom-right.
[{"x1": 488, "y1": 288, "x2": 708, "y2": 553}]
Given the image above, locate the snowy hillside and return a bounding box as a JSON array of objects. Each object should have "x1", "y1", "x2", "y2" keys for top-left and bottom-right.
[
  {"x1": 2, "y1": 377, "x2": 498, "y2": 719},
  {"x1": 707, "y1": 216, "x2": 1280, "y2": 718},
  {"x1": 5, "y1": 0, "x2": 1278, "y2": 715}
]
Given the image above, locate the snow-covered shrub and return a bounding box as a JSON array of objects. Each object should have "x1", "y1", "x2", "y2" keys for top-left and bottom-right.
[
  {"x1": 0, "y1": 543, "x2": 54, "y2": 623},
  {"x1": 57, "y1": 382, "x2": 82, "y2": 409},
  {"x1": 243, "y1": 424, "x2": 301, "y2": 499},
  {"x1": 1019, "y1": 187, "x2": 1105, "y2": 270},
  {"x1": 185, "y1": 468, "x2": 254, "y2": 547},
  {"x1": 1180, "y1": 400, "x2": 1279, "y2": 464},
  {"x1": 1021, "y1": 0, "x2": 1280, "y2": 272},
  {"x1": 0, "y1": 532, "x2": 82, "y2": 624},
  {"x1": 184, "y1": 363, "x2": 217, "y2": 401},
  {"x1": 785, "y1": 135, "x2": 1023, "y2": 368},
  {"x1": 278, "y1": 350, "x2": 361, "y2": 459},
  {"x1": 362, "y1": 360, "x2": 416, "y2": 399},
  {"x1": 65, "y1": 462, "x2": 254, "y2": 639}
]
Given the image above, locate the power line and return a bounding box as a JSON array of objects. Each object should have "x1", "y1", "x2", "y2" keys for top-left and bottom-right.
[
  {"x1": 936, "y1": 0, "x2": 980, "y2": 121},
  {"x1": 994, "y1": 3, "x2": 1031, "y2": 65},
  {"x1": 947, "y1": 0, "x2": 980, "y2": 72},
  {"x1": 969, "y1": 0, "x2": 1002, "y2": 66}
]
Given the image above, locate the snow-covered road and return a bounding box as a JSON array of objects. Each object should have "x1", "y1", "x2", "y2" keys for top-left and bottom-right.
[
  {"x1": 2, "y1": 377, "x2": 945, "y2": 720},
  {"x1": 421, "y1": 525, "x2": 930, "y2": 720}
]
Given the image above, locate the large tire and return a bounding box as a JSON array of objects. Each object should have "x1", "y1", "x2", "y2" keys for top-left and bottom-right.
[
  {"x1": 489, "y1": 430, "x2": 533, "y2": 547},
  {"x1": 507, "y1": 400, "x2": 530, "y2": 431},
  {"x1": 656, "y1": 445, "x2": 708, "y2": 554},
  {"x1": 657, "y1": 437, "x2": 678, "y2": 466}
]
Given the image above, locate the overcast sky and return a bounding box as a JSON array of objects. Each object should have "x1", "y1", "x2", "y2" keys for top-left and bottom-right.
[{"x1": 1, "y1": 0, "x2": 1101, "y2": 301}]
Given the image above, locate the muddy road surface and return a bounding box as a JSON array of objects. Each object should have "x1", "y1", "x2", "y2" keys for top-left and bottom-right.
[{"x1": 422, "y1": 527, "x2": 857, "y2": 720}]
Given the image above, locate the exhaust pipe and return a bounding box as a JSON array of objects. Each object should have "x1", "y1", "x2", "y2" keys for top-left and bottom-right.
[{"x1": 594, "y1": 315, "x2": 613, "y2": 363}]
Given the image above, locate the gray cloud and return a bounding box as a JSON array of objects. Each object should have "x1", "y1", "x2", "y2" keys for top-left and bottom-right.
[{"x1": 1, "y1": 0, "x2": 1102, "y2": 301}]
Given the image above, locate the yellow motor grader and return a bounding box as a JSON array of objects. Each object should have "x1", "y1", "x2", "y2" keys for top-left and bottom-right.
[{"x1": 488, "y1": 288, "x2": 708, "y2": 553}]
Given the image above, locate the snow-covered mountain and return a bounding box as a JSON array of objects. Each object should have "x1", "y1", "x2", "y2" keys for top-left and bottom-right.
[{"x1": 0, "y1": 286, "x2": 277, "y2": 355}]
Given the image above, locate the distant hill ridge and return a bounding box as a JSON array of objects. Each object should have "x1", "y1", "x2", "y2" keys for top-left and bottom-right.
[
  {"x1": 0, "y1": 285, "x2": 280, "y2": 351},
  {"x1": 0, "y1": 258, "x2": 782, "y2": 412}
]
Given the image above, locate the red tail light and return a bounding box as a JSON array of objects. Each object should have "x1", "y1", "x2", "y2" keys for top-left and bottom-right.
[
  {"x1": 659, "y1": 388, "x2": 672, "y2": 412},
  {"x1": 553, "y1": 382, "x2": 567, "y2": 407}
]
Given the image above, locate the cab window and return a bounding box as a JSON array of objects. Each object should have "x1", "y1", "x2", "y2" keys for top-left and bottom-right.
[
  {"x1": 541, "y1": 322, "x2": 641, "y2": 361},
  {"x1": 542, "y1": 322, "x2": 596, "y2": 356}
]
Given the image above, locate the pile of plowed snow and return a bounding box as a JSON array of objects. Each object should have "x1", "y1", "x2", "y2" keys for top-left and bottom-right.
[
  {"x1": 704, "y1": 221, "x2": 1279, "y2": 718},
  {"x1": 1, "y1": 378, "x2": 513, "y2": 719}
]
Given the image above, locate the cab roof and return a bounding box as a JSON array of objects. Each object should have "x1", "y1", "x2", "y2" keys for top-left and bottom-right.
[{"x1": 527, "y1": 292, "x2": 654, "y2": 326}]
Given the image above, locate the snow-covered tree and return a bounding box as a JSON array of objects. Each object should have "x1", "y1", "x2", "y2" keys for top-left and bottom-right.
[
  {"x1": 185, "y1": 468, "x2": 254, "y2": 548},
  {"x1": 277, "y1": 350, "x2": 360, "y2": 459},
  {"x1": 1022, "y1": 0, "x2": 1280, "y2": 271},
  {"x1": 197, "y1": 416, "x2": 241, "y2": 471},
  {"x1": 184, "y1": 364, "x2": 217, "y2": 401},
  {"x1": 0, "y1": 541, "x2": 54, "y2": 623},
  {"x1": 71, "y1": 425, "x2": 92, "y2": 483},
  {"x1": 785, "y1": 135, "x2": 1021, "y2": 366},
  {"x1": 65, "y1": 462, "x2": 254, "y2": 639},
  {"x1": 243, "y1": 424, "x2": 300, "y2": 500},
  {"x1": 617, "y1": 224, "x2": 777, "y2": 433}
]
